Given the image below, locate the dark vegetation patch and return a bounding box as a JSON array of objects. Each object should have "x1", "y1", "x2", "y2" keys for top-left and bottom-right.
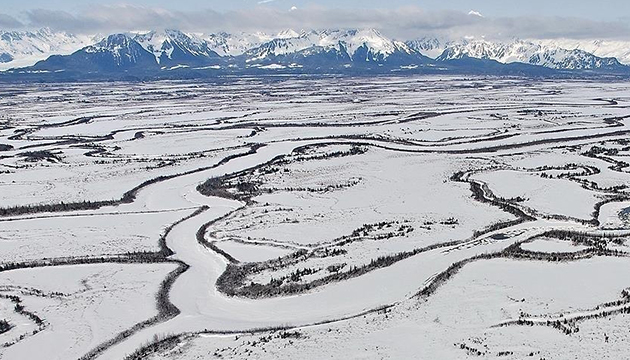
[
  {"x1": 0, "y1": 320, "x2": 11, "y2": 335},
  {"x1": 123, "y1": 334, "x2": 185, "y2": 360},
  {"x1": 18, "y1": 150, "x2": 62, "y2": 163},
  {"x1": 217, "y1": 239, "x2": 460, "y2": 299},
  {"x1": 197, "y1": 144, "x2": 367, "y2": 202},
  {"x1": 497, "y1": 288, "x2": 630, "y2": 335}
]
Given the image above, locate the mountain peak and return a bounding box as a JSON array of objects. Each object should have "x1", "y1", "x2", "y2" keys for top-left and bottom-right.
[
  {"x1": 92, "y1": 34, "x2": 135, "y2": 52},
  {"x1": 132, "y1": 30, "x2": 219, "y2": 64},
  {"x1": 277, "y1": 29, "x2": 300, "y2": 39}
]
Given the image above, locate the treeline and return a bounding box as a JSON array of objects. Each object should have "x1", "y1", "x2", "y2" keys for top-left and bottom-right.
[
  {"x1": 452, "y1": 170, "x2": 535, "y2": 239},
  {"x1": 197, "y1": 144, "x2": 366, "y2": 201},
  {"x1": 0, "y1": 200, "x2": 118, "y2": 217},
  {"x1": 266, "y1": 178, "x2": 361, "y2": 194},
  {"x1": 499, "y1": 303, "x2": 630, "y2": 336},
  {"x1": 0, "y1": 252, "x2": 170, "y2": 274},
  {"x1": 3, "y1": 208, "x2": 209, "y2": 358},
  {"x1": 18, "y1": 150, "x2": 62, "y2": 163},
  {"x1": 536, "y1": 229, "x2": 625, "y2": 247},
  {"x1": 457, "y1": 168, "x2": 625, "y2": 228},
  {"x1": 0, "y1": 144, "x2": 262, "y2": 218},
  {"x1": 214, "y1": 218, "x2": 422, "y2": 298},
  {"x1": 123, "y1": 334, "x2": 184, "y2": 360},
  {"x1": 217, "y1": 240, "x2": 461, "y2": 299},
  {"x1": 0, "y1": 320, "x2": 11, "y2": 334},
  {"x1": 196, "y1": 177, "x2": 241, "y2": 200},
  {"x1": 332, "y1": 221, "x2": 414, "y2": 247},
  {"x1": 472, "y1": 218, "x2": 528, "y2": 239},
  {"x1": 583, "y1": 145, "x2": 630, "y2": 172},
  {"x1": 591, "y1": 194, "x2": 630, "y2": 227},
  {"x1": 158, "y1": 206, "x2": 209, "y2": 258},
  {"x1": 0, "y1": 293, "x2": 46, "y2": 347},
  {"x1": 282, "y1": 144, "x2": 367, "y2": 164},
  {"x1": 532, "y1": 161, "x2": 630, "y2": 194},
  {"x1": 469, "y1": 181, "x2": 535, "y2": 221},
  {"x1": 451, "y1": 170, "x2": 534, "y2": 221},
  {"x1": 504, "y1": 230, "x2": 630, "y2": 263},
  {"x1": 6, "y1": 207, "x2": 208, "y2": 356},
  {"x1": 269, "y1": 266, "x2": 322, "y2": 286},
  {"x1": 532, "y1": 163, "x2": 600, "y2": 179},
  {"x1": 416, "y1": 253, "x2": 502, "y2": 299},
  {"x1": 78, "y1": 261, "x2": 191, "y2": 360},
  {"x1": 196, "y1": 220, "x2": 240, "y2": 264},
  {"x1": 538, "y1": 230, "x2": 625, "y2": 247},
  {"x1": 454, "y1": 342, "x2": 486, "y2": 357},
  {"x1": 309, "y1": 247, "x2": 346, "y2": 260},
  {"x1": 197, "y1": 154, "x2": 287, "y2": 202},
  {"x1": 418, "y1": 231, "x2": 630, "y2": 301},
  {"x1": 507, "y1": 246, "x2": 626, "y2": 263}
]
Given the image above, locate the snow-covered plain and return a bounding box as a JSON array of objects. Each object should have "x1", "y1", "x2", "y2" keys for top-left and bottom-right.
[{"x1": 1, "y1": 76, "x2": 630, "y2": 359}]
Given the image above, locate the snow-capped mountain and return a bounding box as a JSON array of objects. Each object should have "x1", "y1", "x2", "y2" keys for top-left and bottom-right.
[
  {"x1": 407, "y1": 38, "x2": 625, "y2": 71},
  {"x1": 8, "y1": 28, "x2": 630, "y2": 79},
  {"x1": 244, "y1": 29, "x2": 423, "y2": 65},
  {"x1": 84, "y1": 34, "x2": 158, "y2": 68},
  {"x1": 405, "y1": 37, "x2": 451, "y2": 59},
  {"x1": 133, "y1": 30, "x2": 220, "y2": 66},
  {"x1": 0, "y1": 28, "x2": 96, "y2": 70},
  {"x1": 31, "y1": 34, "x2": 159, "y2": 73},
  {"x1": 537, "y1": 39, "x2": 630, "y2": 65},
  {"x1": 203, "y1": 30, "x2": 302, "y2": 57},
  {"x1": 204, "y1": 32, "x2": 273, "y2": 57}
]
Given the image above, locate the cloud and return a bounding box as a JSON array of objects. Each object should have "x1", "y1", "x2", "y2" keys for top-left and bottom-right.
[
  {"x1": 13, "y1": 5, "x2": 630, "y2": 41},
  {"x1": 24, "y1": 6, "x2": 202, "y2": 33},
  {"x1": 0, "y1": 13, "x2": 25, "y2": 29}
]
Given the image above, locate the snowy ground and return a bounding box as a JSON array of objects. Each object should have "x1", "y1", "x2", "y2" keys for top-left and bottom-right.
[{"x1": 1, "y1": 76, "x2": 630, "y2": 359}]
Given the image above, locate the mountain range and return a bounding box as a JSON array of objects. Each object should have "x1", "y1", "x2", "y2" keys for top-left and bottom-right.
[
  {"x1": 2, "y1": 28, "x2": 630, "y2": 80},
  {"x1": 0, "y1": 28, "x2": 96, "y2": 71},
  {"x1": 410, "y1": 37, "x2": 625, "y2": 71}
]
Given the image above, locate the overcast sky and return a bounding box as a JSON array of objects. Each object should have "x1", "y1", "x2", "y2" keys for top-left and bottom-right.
[{"x1": 2, "y1": 1, "x2": 630, "y2": 40}]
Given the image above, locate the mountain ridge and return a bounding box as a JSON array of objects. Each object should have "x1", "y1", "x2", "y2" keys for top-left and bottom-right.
[
  {"x1": 2, "y1": 28, "x2": 630, "y2": 79},
  {"x1": 406, "y1": 37, "x2": 625, "y2": 71}
]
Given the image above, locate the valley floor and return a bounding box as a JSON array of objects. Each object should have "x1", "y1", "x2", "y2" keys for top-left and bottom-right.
[{"x1": 1, "y1": 76, "x2": 630, "y2": 359}]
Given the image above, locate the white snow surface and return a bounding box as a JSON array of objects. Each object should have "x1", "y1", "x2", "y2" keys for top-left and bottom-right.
[
  {"x1": 0, "y1": 28, "x2": 97, "y2": 70},
  {"x1": 1, "y1": 77, "x2": 630, "y2": 359}
]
